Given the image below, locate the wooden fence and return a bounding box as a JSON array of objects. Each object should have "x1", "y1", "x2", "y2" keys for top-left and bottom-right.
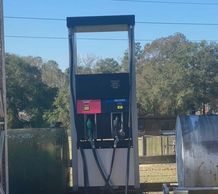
[{"x1": 138, "y1": 116, "x2": 176, "y2": 165}]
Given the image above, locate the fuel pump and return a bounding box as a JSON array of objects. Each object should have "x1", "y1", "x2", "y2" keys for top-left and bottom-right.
[{"x1": 67, "y1": 15, "x2": 140, "y2": 193}]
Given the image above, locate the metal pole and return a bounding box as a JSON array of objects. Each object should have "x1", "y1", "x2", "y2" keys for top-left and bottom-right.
[
  {"x1": 68, "y1": 28, "x2": 78, "y2": 190},
  {"x1": 128, "y1": 24, "x2": 140, "y2": 188},
  {"x1": 0, "y1": 0, "x2": 8, "y2": 193}
]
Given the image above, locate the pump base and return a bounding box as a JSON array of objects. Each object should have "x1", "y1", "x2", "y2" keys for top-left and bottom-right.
[
  {"x1": 68, "y1": 182, "x2": 176, "y2": 194},
  {"x1": 68, "y1": 186, "x2": 141, "y2": 194}
]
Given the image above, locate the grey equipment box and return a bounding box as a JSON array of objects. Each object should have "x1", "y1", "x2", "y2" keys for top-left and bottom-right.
[{"x1": 174, "y1": 115, "x2": 218, "y2": 194}]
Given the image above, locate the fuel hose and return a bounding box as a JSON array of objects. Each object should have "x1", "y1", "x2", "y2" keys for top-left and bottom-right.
[{"x1": 91, "y1": 139, "x2": 116, "y2": 194}]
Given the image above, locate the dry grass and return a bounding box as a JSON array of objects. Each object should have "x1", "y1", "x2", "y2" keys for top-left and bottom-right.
[
  {"x1": 140, "y1": 163, "x2": 177, "y2": 183},
  {"x1": 139, "y1": 163, "x2": 177, "y2": 194}
]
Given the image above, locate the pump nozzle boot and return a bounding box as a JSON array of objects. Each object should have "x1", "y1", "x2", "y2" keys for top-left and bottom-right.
[
  {"x1": 89, "y1": 138, "x2": 95, "y2": 149},
  {"x1": 114, "y1": 136, "x2": 119, "y2": 148},
  {"x1": 86, "y1": 118, "x2": 93, "y2": 140},
  {"x1": 118, "y1": 128, "x2": 125, "y2": 139}
]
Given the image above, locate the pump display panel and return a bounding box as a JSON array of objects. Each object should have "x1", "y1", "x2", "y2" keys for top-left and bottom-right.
[
  {"x1": 76, "y1": 73, "x2": 129, "y2": 99},
  {"x1": 75, "y1": 73, "x2": 131, "y2": 147}
]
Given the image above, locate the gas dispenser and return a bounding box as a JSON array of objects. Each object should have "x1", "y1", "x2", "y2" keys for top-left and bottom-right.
[{"x1": 67, "y1": 15, "x2": 139, "y2": 193}]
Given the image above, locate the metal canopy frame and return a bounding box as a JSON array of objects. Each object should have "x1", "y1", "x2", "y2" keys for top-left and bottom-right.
[
  {"x1": 67, "y1": 15, "x2": 135, "y2": 32},
  {"x1": 67, "y1": 15, "x2": 139, "y2": 190}
]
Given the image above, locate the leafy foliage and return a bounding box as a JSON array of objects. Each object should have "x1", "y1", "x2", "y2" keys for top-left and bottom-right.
[
  {"x1": 72, "y1": 33, "x2": 218, "y2": 116},
  {"x1": 94, "y1": 58, "x2": 121, "y2": 73},
  {"x1": 43, "y1": 87, "x2": 70, "y2": 129},
  {"x1": 6, "y1": 54, "x2": 58, "y2": 128},
  {"x1": 22, "y1": 56, "x2": 67, "y2": 88},
  {"x1": 5, "y1": 33, "x2": 218, "y2": 129},
  {"x1": 137, "y1": 33, "x2": 218, "y2": 115}
]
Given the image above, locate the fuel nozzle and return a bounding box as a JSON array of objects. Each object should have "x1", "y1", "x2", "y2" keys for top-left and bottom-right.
[
  {"x1": 114, "y1": 135, "x2": 119, "y2": 148},
  {"x1": 86, "y1": 117, "x2": 95, "y2": 148},
  {"x1": 118, "y1": 128, "x2": 125, "y2": 138},
  {"x1": 113, "y1": 114, "x2": 125, "y2": 139},
  {"x1": 86, "y1": 118, "x2": 93, "y2": 140}
]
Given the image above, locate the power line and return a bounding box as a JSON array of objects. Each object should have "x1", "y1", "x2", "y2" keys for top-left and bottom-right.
[
  {"x1": 5, "y1": 16, "x2": 218, "y2": 26},
  {"x1": 5, "y1": 35, "x2": 152, "y2": 42},
  {"x1": 5, "y1": 35, "x2": 218, "y2": 42},
  {"x1": 5, "y1": 16, "x2": 65, "y2": 21},
  {"x1": 113, "y1": 0, "x2": 218, "y2": 6},
  {"x1": 6, "y1": 35, "x2": 67, "y2": 40},
  {"x1": 137, "y1": 21, "x2": 218, "y2": 26}
]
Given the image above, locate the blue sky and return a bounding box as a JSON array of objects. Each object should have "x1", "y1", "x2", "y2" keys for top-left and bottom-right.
[{"x1": 3, "y1": 0, "x2": 218, "y2": 70}]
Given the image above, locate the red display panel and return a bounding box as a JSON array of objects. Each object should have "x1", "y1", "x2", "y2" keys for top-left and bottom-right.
[{"x1": 77, "y1": 100, "x2": 101, "y2": 114}]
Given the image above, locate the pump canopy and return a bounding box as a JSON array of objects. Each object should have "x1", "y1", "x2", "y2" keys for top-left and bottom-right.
[{"x1": 67, "y1": 15, "x2": 135, "y2": 32}]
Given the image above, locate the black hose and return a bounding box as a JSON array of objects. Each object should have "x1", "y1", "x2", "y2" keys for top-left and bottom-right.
[
  {"x1": 91, "y1": 147, "x2": 115, "y2": 194},
  {"x1": 104, "y1": 146, "x2": 116, "y2": 189},
  {"x1": 106, "y1": 146, "x2": 116, "y2": 184},
  {"x1": 91, "y1": 148, "x2": 107, "y2": 182},
  {"x1": 92, "y1": 138, "x2": 117, "y2": 194},
  {"x1": 80, "y1": 148, "x2": 89, "y2": 187}
]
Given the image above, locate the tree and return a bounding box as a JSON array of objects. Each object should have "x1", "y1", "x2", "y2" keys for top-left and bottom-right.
[
  {"x1": 77, "y1": 54, "x2": 97, "y2": 74},
  {"x1": 94, "y1": 58, "x2": 121, "y2": 73},
  {"x1": 187, "y1": 41, "x2": 218, "y2": 113},
  {"x1": 21, "y1": 56, "x2": 44, "y2": 69},
  {"x1": 136, "y1": 33, "x2": 218, "y2": 115},
  {"x1": 7, "y1": 33, "x2": 218, "y2": 130},
  {"x1": 41, "y1": 60, "x2": 67, "y2": 88},
  {"x1": 43, "y1": 87, "x2": 70, "y2": 129},
  {"x1": 6, "y1": 54, "x2": 57, "y2": 128},
  {"x1": 121, "y1": 42, "x2": 144, "y2": 72},
  {"x1": 22, "y1": 56, "x2": 67, "y2": 89}
]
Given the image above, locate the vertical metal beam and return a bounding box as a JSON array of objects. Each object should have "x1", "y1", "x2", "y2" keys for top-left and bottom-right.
[
  {"x1": 167, "y1": 136, "x2": 169, "y2": 155},
  {"x1": 68, "y1": 28, "x2": 78, "y2": 190},
  {"x1": 128, "y1": 24, "x2": 140, "y2": 188},
  {"x1": 161, "y1": 136, "x2": 163, "y2": 155},
  {"x1": 0, "y1": 0, "x2": 8, "y2": 193},
  {"x1": 142, "y1": 135, "x2": 146, "y2": 156}
]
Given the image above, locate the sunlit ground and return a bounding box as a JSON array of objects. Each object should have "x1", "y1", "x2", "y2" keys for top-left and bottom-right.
[
  {"x1": 140, "y1": 163, "x2": 177, "y2": 194},
  {"x1": 140, "y1": 163, "x2": 177, "y2": 183}
]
